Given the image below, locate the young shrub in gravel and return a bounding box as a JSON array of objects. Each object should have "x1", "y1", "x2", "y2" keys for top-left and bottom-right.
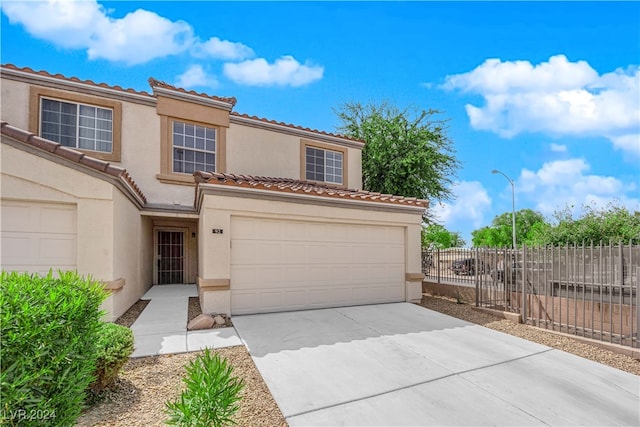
[
  {"x1": 166, "y1": 349, "x2": 244, "y2": 427},
  {"x1": 1, "y1": 271, "x2": 107, "y2": 426},
  {"x1": 90, "y1": 323, "x2": 134, "y2": 393}
]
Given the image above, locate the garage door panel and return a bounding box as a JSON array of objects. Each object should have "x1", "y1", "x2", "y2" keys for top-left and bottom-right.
[
  {"x1": 40, "y1": 207, "x2": 77, "y2": 233},
  {"x1": 2, "y1": 204, "x2": 33, "y2": 230},
  {"x1": 231, "y1": 217, "x2": 405, "y2": 314},
  {"x1": 1, "y1": 201, "x2": 77, "y2": 274},
  {"x1": 40, "y1": 236, "x2": 76, "y2": 262},
  {"x1": 231, "y1": 283, "x2": 406, "y2": 315}
]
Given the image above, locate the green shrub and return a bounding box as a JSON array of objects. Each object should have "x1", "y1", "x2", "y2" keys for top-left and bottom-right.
[
  {"x1": 90, "y1": 323, "x2": 134, "y2": 392},
  {"x1": 166, "y1": 349, "x2": 244, "y2": 427},
  {"x1": 0, "y1": 271, "x2": 107, "y2": 426}
]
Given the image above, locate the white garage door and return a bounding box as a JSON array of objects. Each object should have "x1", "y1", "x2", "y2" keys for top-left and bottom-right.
[
  {"x1": 1, "y1": 200, "x2": 77, "y2": 274},
  {"x1": 231, "y1": 217, "x2": 405, "y2": 314}
]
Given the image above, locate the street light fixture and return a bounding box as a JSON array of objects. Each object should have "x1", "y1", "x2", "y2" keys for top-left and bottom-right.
[{"x1": 491, "y1": 169, "x2": 516, "y2": 250}]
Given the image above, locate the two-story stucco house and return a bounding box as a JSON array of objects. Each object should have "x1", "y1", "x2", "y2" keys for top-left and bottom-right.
[{"x1": 0, "y1": 64, "x2": 427, "y2": 321}]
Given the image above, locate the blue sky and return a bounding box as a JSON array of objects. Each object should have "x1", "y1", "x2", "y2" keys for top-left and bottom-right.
[{"x1": 2, "y1": 1, "x2": 639, "y2": 244}]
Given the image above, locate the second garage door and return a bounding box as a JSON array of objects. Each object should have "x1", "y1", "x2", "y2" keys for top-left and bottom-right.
[
  {"x1": 1, "y1": 200, "x2": 77, "y2": 274},
  {"x1": 230, "y1": 217, "x2": 405, "y2": 314}
]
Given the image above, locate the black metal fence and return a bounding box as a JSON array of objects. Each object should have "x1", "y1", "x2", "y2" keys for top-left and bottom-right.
[{"x1": 422, "y1": 243, "x2": 640, "y2": 348}]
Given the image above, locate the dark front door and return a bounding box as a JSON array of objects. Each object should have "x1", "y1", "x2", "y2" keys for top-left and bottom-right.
[{"x1": 157, "y1": 231, "x2": 184, "y2": 284}]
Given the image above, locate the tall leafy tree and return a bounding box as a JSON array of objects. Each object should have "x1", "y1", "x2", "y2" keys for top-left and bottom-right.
[
  {"x1": 542, "y1": 203, "x2": 640, "y2": 245},
  {"x1": 472, "y1": 209, "x2": 547, "y2": 247},
  {"x1": 335, "y1": 101, "x2": 460, "y2": 202},
  {"x1": 421, "y1": 223, "x2": 466, "y2": 248}
]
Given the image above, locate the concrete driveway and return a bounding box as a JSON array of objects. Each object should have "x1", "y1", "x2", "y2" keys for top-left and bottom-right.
[{"x1": 233, "y1": 303, "x2": 639, "y2": 426}]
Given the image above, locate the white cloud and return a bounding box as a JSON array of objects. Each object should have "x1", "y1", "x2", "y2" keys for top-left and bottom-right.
[
  {"x1": 517, "y1": 158, "x2": 639, "y2": 216},
  {"x1": 175, "y1": 65, "x2": 218, "y2": 89},
  {"x1": 1, "y1": 0, "x2": 194, "y2": 65},
  {"x1": 1, "y1": 0, "x2": 104, "y2": 49},
  {"x1": 1, "y1": 0, "x2": 325, "y2": 87},
  {"x1": 194, "y1": 37, "x2": 254, "y2": 61},
  {"x1": 443, "y1": 55, "x2": 640, "y2": 156},
  {"x1": 431, "y1": 181, "x2": 492, "y2": 229},
  {"x1": 223, "y1": 55, "x2": 324, "y2": 87},
  {"x1": 549, "y1": 143, "x2": 567, "y2": 152}
]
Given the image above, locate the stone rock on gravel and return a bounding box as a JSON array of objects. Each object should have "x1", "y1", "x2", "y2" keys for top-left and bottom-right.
[
  {"x1": 187, "y1": 314, "x2": 215, "y2": 330},
  {"x1": 213, "y1": 315, "x2": 226, "y2": 326}
]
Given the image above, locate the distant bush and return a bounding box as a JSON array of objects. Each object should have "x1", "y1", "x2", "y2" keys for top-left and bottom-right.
[
  {"x1": 166, "y1": 349, "x2": 244, "y2": 427},
  {"x1": 1, "y1": 271, "x2": 107, "y2": 426},
  {"x1": 90, "y1": 323, "x2": 134, "y2": 393}
]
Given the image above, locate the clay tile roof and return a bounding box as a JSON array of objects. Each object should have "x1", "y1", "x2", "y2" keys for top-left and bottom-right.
[
  {"x1": 3, "y1": 64, "x2": 359, "y2": 142},
  {"x1": 230, "y1": 111, "x2": 361, "y2": 143},
  {"x1": 194, "y1": 171, "x2": 428, "y2": 208},
  {"x1": 148, "y1": 77, "x2": 237, "y2": 106},
  {"x1": 0, "y1": 122, "x2": 147, "y2": 204},
  {"x1": 1, "y1": 64, "x2": 153, "y2": 97}
]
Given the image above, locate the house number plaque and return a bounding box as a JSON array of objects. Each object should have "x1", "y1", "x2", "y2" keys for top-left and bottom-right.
[{"x1": 212, "y1": 229, "x2": 224, "y2": 234}]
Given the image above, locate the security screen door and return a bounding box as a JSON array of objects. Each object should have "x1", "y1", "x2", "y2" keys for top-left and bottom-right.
[{"x1": 157, "y1": 231, "x2": 184, "y2": 284}]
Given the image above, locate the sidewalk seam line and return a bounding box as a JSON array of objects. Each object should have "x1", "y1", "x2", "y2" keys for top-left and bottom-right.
[{"x1": 285, "y1": 348, "x2": 555, "y2": 420}]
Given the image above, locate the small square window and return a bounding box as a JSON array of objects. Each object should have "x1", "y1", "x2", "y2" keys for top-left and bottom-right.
[
  {"x1": 305, "y1": 145, "x2": 343, "y2": 185},
  {"x1": 172, "y1": 121, "x2": 217, "y2": 174}
]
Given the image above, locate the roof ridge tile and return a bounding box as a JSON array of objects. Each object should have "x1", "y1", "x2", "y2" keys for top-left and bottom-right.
[
  {"x1": 148, "y1": 77, "x2": 237, "y2": 106},
  {"x1": 230, "y1": 111, "x2": 362, "y2": 143},
  {"x1": 2, "y1": 64, "x2": 153, "y2": 97}
]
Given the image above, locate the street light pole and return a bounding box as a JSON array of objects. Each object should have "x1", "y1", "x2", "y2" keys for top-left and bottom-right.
[{"x1": 491, "y1": 169, "x2": 516, "y2": 250}]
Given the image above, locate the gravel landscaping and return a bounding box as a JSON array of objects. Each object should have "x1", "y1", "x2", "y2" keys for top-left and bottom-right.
[
  {"x1": 77, "y1": 346, "x2": 286, "y2": 426},
  {"x1": 79, "y1": 298, "x2": 284, "y2": 426},
  {"x1": 78, "y1": 293, "x2": 638, "y2": 426}
]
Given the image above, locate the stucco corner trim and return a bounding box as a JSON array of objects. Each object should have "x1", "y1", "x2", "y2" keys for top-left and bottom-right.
[
  {"x1": 405, "y1": 273, "x2": 425, "y2": 282},
  {"x1": 103, "y1": 278, "x2": 125, "y2": 293},
  {"x1": 197, "y1": 277, "x2": 231, "y2": 291}
]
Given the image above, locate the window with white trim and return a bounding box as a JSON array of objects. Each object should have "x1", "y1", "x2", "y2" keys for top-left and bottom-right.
[
  {"x1": 172, "y1": 121, "x2": 216, "y2": 174},
  {"x1": 40, "y1": 98, "x2": 113, "y2": 153},
  {"x1": 305, "y1": 146, "x2": 343, "y2": 184}
]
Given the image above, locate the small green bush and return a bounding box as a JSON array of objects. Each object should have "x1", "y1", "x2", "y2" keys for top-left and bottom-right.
[
  {"x1": 90, "y1": 323, "x2": 134, "y2": 392},
  {"x1": 1, "y1": 271, "x2": 107, "y2": 426},
  {"x1": 166, "y1": 349, "x2": 244, "y2": 427}
]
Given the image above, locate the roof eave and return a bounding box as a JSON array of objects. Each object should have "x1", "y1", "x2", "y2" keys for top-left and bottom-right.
[
  {"x1": 1, "y1": 66, "x2": 156, "y2": 106},
  {"x1": 151, "y1": 86, "x2": 235, "y2": 111},
  {"x1": 196, "y1": 181, "x2": 427, "y2": 215}
]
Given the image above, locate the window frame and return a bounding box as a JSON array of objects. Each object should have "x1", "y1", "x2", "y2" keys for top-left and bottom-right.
[
  {"x1": 300, "y1": 140, "x2": 348, "y2": 187},
  {"x1": 155, "y1": 93, "x2": 229, "y2": 186},
  {"x1": 171, "y1": 120, "x2": 217, "y2": 176},
  {"x1": 40, "y1": 97, "x2": 114, "y2": 154},
  {"x1": 157, "y1": 116, "x2": 227, "y2": 185},
  {"x1": 29, "y1": 87, "x2": 122, "y2": 162}
]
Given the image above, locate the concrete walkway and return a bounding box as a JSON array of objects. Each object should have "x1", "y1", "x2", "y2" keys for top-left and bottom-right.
[
  {"x1": 234, "y1": 303, "x2": 639, "y2": 426},
  {"x1": 130, "y1": 285, "x2": 242, "y2": 357}
]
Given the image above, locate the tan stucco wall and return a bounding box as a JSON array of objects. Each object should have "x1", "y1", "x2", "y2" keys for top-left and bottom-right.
[
  {"x1": 226, "y1": 123, "x2": 299, "y2": 179},
  {"x1": 198, "y1": 191, "x2": 423, "y2": 313},
  {"x1": 1, "y1": 143, "x2": 149, "y2": 321},
  {"x1": 109, "y1": 189, "x2": 152, "y2": 320},
  {"x1": 1, "y1": 79, "x2": 30, "y2": 129},
  {"x1": 1, "y1": 76, "x2": 365, "y2": 207},
  {"x1": 226, "y1": 123, "x2": 363, "y2": 189}
]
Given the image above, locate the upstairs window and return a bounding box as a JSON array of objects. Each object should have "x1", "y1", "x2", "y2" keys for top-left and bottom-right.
[
  {"x1": 40, "y1": 98, "x2": 113, "y2": 153},
  {"x1": 305, "y1": 146, "x2": 343, "y2": 185},
  {"x1": 172, "y1": 121, "x2": 216, "y2": 174}
]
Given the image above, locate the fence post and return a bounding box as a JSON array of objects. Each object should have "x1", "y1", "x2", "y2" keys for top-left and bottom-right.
[
  {"x1": 522, "y1": 245, "x2": 527, "y2": 324},
  {"x1": 636, "y1": 266, "x2": 639, "y2": 349},
  {"x1": 475, "y1": 247, "x2": 479, "y2": 307},
  {"x1": 437, "y1": 249, "x2": 441, "y2": 284}
]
